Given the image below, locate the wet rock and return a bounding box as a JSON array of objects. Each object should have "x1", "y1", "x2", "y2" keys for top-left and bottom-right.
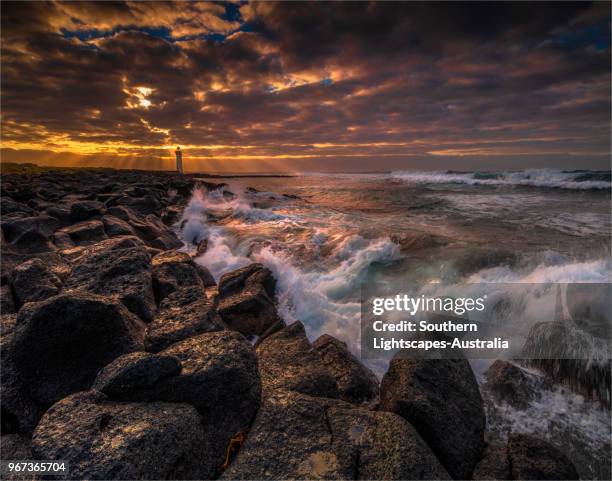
[
  {"x1": 57, "y1": 219, "x2": 107, "y2": 245},
  {"x1": 161, "y1": 206, "x2": 182, "y2": 226},
  {"x1": 32, "y1": 391, "x2": 208, "y2": 480},
  {"x1": 10, "y1": 258, "x2": 62, "y2": 307},
  {"x1": 223, "y1": 389, "x2": 450, "y2": 480},
  {"x1": 483, "y1": 360, "x2": 552, "y2": 410},
  {"x1": 1, "y1": 284, "x2": 16, "y2": 314},
  {"x1": 195, "y1": 238, "x2": 208, "y2": 256},
  {"x1": 64, "y1": 244, "x2": 155, "y2": 322},
  {"x1": 471, "y1": 444, "x2": 510, "y2": 480},
  {"x1": 379, "y1": 354, "x2": 485, "y2": 479},
  {"x1": 92, "y1": 351, "x2": 181, "y2": 398},
  {"x1": 151, "y1": 251, "x2": 206, "y2": 303},
  {"x1": 69, "y1": 200, "x2": 106, "y2": 221},
  {"x1": 12, "y1": 292, "x2": 145, "y2": 406},
  {"x1": 257, "y1": 321, "x2": 339, "y2": 398},
  {"x1": 313, "y1": 334, "x2": 379, "y2": 404},
  {"x1": 145, "y1": 286, "x2": 224, "y2": 352},
  {"x1": 217, "y1": 263, "x2": 282, "y2": 338},
  {"x1": 101, "y1": 215, "x2": 136, "y2": 237},
  {"x1": 522, "y1": 320, "x2": 611, "y2": 408},
  {"x1": 508, "y1": 434, "x2": 579, "y2": 480}
]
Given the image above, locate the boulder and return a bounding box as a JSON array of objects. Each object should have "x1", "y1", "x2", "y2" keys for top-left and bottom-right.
[
  {"x1": 57, "y1": 219, "x2": 107, "y2": 245},
  {"x1": 222, "y1": 389, "x2": 450, "y2": 480},
  {"x1": 313, "y1": 334, "x2": 379, "y2": 404},
  {"x1": 64, "y1": 243, "x2": 155, "y2": 322},
  {"x1": 145, "y1": 286, "x2": 224, "y2": 352},
  {"x1": 69, "y1": 200, "x2": 106, "y2": 221},
  {"x1": 92, "y1": 352, "x2": 181, "y2": 398},
  {"x1": 508, "y1": 434, "x2": 579, "y2": 480},
  {"x1": 0, "y1": 434, "x2": 34, "y2": 481},
  {"x1": 471, "y1": 444, "x2": 510, "y2": 480},
  {"x1": 217, "y1": 263, "x2": 283, "y2": 338},
  {"x1": 10, "y1": 258, "x2": 62, "y2": 307},
  {"x1": 257, "y1": 321, "x2": 338, "y2": 398},
  {"x1": 32, "y1": 391, "x2": 209, "y2": 480},
  {"x1": 101, "y1": 215, "x2": 136, "y2": 237},
  {"x1": 379, "y1": 354, "x2": 485, "y2": 479},
  {"x1": 1, "y1": 216, "x2": 58, "y2": 253},
  {"x1": 1, "y1": 198, "x2": 34, "y2": 216},
  {"x1": 11, "y1": 292, "x2": 145, "y2": 406},
  {"x1": 44, "y1": 205, "x2": 72, "y2": 223},
  {"x1": 151, "y1": 251, "x2": 206, "y2": 303},
  {"x1": 483, "y1": 360, "x2": 552, "y2": 410},
  {"x1": 1, "y1": 284, "x2": 16, "y2": 314}
]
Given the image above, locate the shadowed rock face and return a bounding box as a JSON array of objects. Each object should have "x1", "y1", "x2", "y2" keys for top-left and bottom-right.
[
  {"x1": 313, "y1": 334, "x2": 379, "y2": 404},
  {"x1": 145, "y1": 286, "x2": 224, "y2": 353},
  {"x1": 257, "y1": 321, "x2": 340, "y2": 399},
  {"x1": 217, "y1": 263, "x2": 284, "y2": 338},
  {"x1": 10, "y1": 258, "x2": 62, "y2": 307},
  {"x1": 151, "y1": 250, "x2": 214, "y2": 303},
  {"x1": 32, "y1": 391, "x2": 209, "y2": 480},
  {"x1": 222, "y1": 388, "x2": 450, "y2": 480},
  {"x1": 11, "y1": 291, "x2": 145, "y2": 406},
  {"x1": 471, "y1": 444, "x2": 510, "y2": 481},
  {"x1": 64, "y1": 244, "x2": 156, "y2": 322},
  {"x1": 379, "y1": 354, "x2": 485, "y2": 480}
]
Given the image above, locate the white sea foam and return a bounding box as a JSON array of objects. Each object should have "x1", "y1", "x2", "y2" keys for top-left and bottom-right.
[{"x1": 392, "y1": 168, "x2": 611, "y2": 190}]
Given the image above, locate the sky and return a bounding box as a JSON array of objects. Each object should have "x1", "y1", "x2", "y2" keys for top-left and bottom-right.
[{"x1": 1, "y1": 1, "x2": 610, "y2": 173}]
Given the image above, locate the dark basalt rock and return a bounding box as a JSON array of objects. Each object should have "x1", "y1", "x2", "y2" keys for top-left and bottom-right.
[
  {"x1": 471, "y1": 444, "x2": 511, "y2": 480},
  {"x1": 64, "y1": 243, "x2": 156, "y2": 322},
  {"x1": 1, "y1": 284, "x2": 16, "y2": 314},
  {"x1": 11, "y1": 291, "x2": 145, "y2": 406},
  {"x1": 69, "y1": 200, "x2": 106, "y2": 221},
  {"x1": 313, "y1": 334, "x2": 379, "y2": 404},
  {"x1": 0, "y1": 434, "x2": 35, "y2": 480},
  {"x1": 257, "y1": 321, "x2": 339, "y2": 398},
  {"x1": 508, "y1": 434, "x2": 579, "y2": 480},
  {"x1": 222, "y1": 389, "x2": 450, "y2": 480},
  {"x1": 379, "y1": 353, "x2": 485, "y2": 480},
  {"x1": 483, "y1": 360, "x2": 553, "y2": 410},
  {"x1": 10, "y1": 258, "x2": 62, "y2": 307},
  {"x1": 145, "y1": 286, "x2": 224, "y2": 352},
  {"x1": 151, "y1": 251, "x2": 206, "y2": 303},
  {"x1": 217, "y1": 263, "x2": 283, "y2": 338},
  {"x1": 32, "y1": 391, "x2": 209, "y2": 480},
  {"x1": 1, "y1": 198, "x2": 35, "y2": 216},
  {"x1": 101, "y1": 215, "x2": 137, "y2": 237},
  {"x1": 92, "y1": 351, "x2": 181, "y2": 398},
  {"x1": 1, "y1": 216, "x2": 58, "y2": 243},
  {"x1": 57, "y1": 219, "x2": 107, "y2": 245}
]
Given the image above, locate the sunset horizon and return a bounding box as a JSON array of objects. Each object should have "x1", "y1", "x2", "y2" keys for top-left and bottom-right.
[{"x1": 2, "y1": 1, "x2": 610, "y2": 172}]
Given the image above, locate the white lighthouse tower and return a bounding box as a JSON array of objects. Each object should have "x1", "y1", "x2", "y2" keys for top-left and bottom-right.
[{"x1": 175, "y1": 146, "x2": 183, "y2": 174}]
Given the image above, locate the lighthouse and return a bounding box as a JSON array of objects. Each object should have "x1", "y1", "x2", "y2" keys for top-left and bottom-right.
[{"x1": 175, "y1": 146, "x2": 183, "y2": 174}]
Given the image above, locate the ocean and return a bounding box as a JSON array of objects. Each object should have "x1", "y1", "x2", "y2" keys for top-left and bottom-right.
[{"x1": 175, "y1": 168, "x2": 611, "y2": 479}]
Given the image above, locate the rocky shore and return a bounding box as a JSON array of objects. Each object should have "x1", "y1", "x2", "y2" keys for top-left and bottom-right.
[{"x1": 0, "y1": 168, "x2": 583, "y2": 480}]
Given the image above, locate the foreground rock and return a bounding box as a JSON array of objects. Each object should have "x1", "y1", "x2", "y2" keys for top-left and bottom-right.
[
  {"x1": 151, "y1": 251, "x2": 215, "y2": 303},
  {"x1": 313, "y1": 334, "x2": 379, "y2": 404},
  {"x1": 64, "y1": 242, "x2": 156, "y2": 322},
  {"x1": 472, "y1": 435, "x2": 579, "y2": 480},
  {"x1": 379, "y1": 353, "x2": 485, "y2": 479},
  {"x1": 11, "y1": 292, "x2": 145, "y2": 406},
  {"x1": 9, "y1": 258, "x2": 62, "y2": 307},
  {"x1": 257, "y1": 321, "x2": 339, "y2": 398},
  {"x1": 217, "y1": 263, "x2": 284, "y2": 339},
  {"x1": 93, "y1": 331, "x2": 261, "y2": 479},
  {"x1": 223, "y1": 389, "x2": 450, "y2": 480},
  {"x1": 483, "y1": 360, "x2": 552, "y2": 410},
  {"x1": 32, "y1": 391, "x2": 208, "y2": 480},
  {"x1": 145, "y1": 286, "x2": 224, "y2": 352}
]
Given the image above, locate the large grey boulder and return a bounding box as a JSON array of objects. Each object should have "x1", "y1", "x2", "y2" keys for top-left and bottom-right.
[
  {"x1": 222, "y1": 389, "x2": 450, "y2": 480},
  {"x1": 379, "y1": 354, "x2": 485, "y2": 480},
  {"x1": 10, "y1": 258, "x2": 62, "y2": 307},
  {"x1": 257, "y1": 321, "x2": 339, "y2": 398},
  {"x1": 508, "y1": 434, "x2": 579, "y2": 480},
  {"x1": 471, "y1": 444, "x2": 510, "y2": 480},
  {"x1": 313, "y1": 334, "x2": 379, "y2": 404},
  {"x1": 151, "y1": 251, "x2": 213, "y2": 303},
  {"x1": 32, "y1": 391, "x2": 208, "y2": 480},
  {"x1": 217, "y1": 263, "x2": 283, "y2": 338},
  {"x1": 145, "y1": 286, "x2": 224, "y2": 352},
  {"x1": 64, "y1": 243, "x2": 155, "y2": 322},
  {"x1": 11, "y1": 292, "x2": 145, "y2": 406},
  {"x1": 483, "y1": 360, "x2": 552, "y2": 410}
]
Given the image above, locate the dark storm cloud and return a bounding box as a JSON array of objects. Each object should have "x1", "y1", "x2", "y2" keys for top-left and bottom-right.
[{"x1": 1, "y1": 1, "x2": 610, "y2": 171}]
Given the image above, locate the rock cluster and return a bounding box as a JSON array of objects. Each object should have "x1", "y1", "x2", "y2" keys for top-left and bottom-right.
[{"x1": 0, "y1": 169, "x2": 580, "y2": 480}]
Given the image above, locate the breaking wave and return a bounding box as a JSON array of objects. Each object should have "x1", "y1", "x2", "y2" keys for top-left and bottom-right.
[{"x1": 391, "y1": 169, "x2": 611, "y2": 190}]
